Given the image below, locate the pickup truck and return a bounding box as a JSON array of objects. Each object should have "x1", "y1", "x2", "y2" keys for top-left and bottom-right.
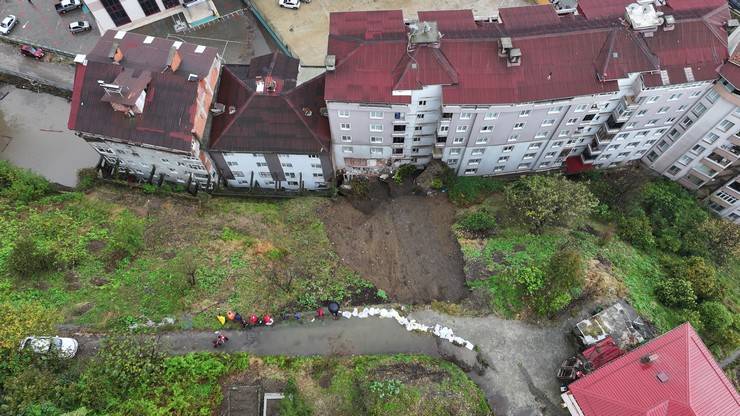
[{"x1": 55, "y1": 0, "x2": 82, "y2": 14}]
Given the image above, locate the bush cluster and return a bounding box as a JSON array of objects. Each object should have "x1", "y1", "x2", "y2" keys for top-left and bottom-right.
[{"x1": 456, "y1": 208, "x2": 497, "y2": 234}]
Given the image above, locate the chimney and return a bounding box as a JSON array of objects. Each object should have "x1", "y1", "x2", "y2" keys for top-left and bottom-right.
[
  {"x1": 325, "y1": 54, "x2": 336, "y2": 72},
  {"x1": 640, "y1": 353, "x2": 658, "y2": 365},
  {"x1": 210, "y1": 102, "x2": 225, "y2": 115},
  {"x1": 663, "y1": 15, "x2": 675, "y2": 31},
  {"x1": 498, "y1": 37, "x2": 512, "y2": 58},
  {"x1": 266, "y1": 76, "x2": 277, "y2": 92},
  {"x1": 507, "y1": 48, "x2": 522, "y2": 67},
  {"x1": 108, "y1": 42, "x2": 124, "y2": 64},
  {"x1": 166, "y1": 46, "x2": 182, "y2": 72}
]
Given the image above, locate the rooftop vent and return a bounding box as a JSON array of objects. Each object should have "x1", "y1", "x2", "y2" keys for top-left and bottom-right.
[
  {"x1": 408, "y1": 21, "x2": 440, "y2": 45},
  {"x1": 303, "y1": 107, "x2": 313, "y2": 117},
  {"x1": 108, "y1": 42, "x2": 123, "y2": 63},
  {"x1": 498, "y1": 37, "x2": 513, "y2": 58},
  {"x1": 640, "y1": 353, "x2": 659, "y2": 365},
  {"x1": 166, "y1": 46, "x2": 182, "y2": 72},
  {"x1": 266, "y1": 77, "x2": 277, "y2": 92},
  {"x1": 187, "y1": 74, "x2": 198, "y2": 82},
  {"x1": 194, "y1": 45, "x2": 206, "y2": 54},
  {"x1": 625, "y1": 3, "x2": 664, "y2": 34},
  {"x1": 325, "y1": 54, "x2": 336, "y2": 72},
  {"x1": 656, "y1": 371, "x2": 669, "y2": 383},
  {"x1": 507, "y1": 48, "x2": 522, "y2": 67},
  {"x1": 663, "y1": 15, "x2": 675, "y2": 31},
  {"x1": 210, "y1": 102, "x2": 225, "y2": 115},
  {"x1": 320, "y1": 107, "x2": 328, "y2": 117},
  {"x1": 98, "y1": 80, "x2": 124, "y2": 96},
  {"x1": 143, "y1": 36, "x2": 155, "y2": 44},
  {"x1": 228, "y1": 105, "x2": 236, "y2": 115}
]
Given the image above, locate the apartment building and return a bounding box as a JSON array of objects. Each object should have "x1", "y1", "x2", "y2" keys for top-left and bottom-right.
[
  {"x1": 84, "y1": 0, "x2": 219, "y2": 33},
  {"x1": 208, "y1": 53, "x2": 333, "y2": 191},
  {"x1": 68, "y1": 30, "x2": 222, "y2": 189},
  {"x1": 323, "y1": 0, "x2": 729, "y2": 178}
]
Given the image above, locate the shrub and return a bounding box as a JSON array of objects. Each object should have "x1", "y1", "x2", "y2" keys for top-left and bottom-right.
[
  {"x1": 76, "y1": 168, "x2": 98, "y2": 191},
  {"x1": 666, "y1": 256, "x2": 720, "y2": 301},
  {"x1": 6, "y1": 236, "x2": 55, "y2": 279},
  {"x1": 504, "y1": 175, "x2": 598, "y2": 233},
  {"x1": 0, "y1": 160, "x2": 51, "y2": 203},
  {"x1": 511, "y1": 266, "x2": 545, "y2": 296},
  {"x1": 617, "y1": 208, "x2": 655, "y2": 250},
  {"x1": 655, "y1": 278, "x2": 696, "y2": 309},
  {"x1": 107, "y1": 210, "x2": 145, "y2": 259},
  {"x1": 368, "y1": 379, "x2": 403, "y2": 399},
  {"x1": 699, "y1": 301, "x2": 734, "y2": 333},
  {"x1": 429, "y1": 178, "x2": 443, "y2": 190},
  {"x1": 447, "y1": 176, "x2": 505, "y2": 206},
  {"x1": 456, "y1": 209, "x2": 497, "y2": 233},
  {"x1": 532, "y1": 246, "x2": 585, "y2": 317},
  {"x1": 393, "y1": 164, "x2": 417, "y2": 184},
  {"x1": 279, "y1": 379, "x2": 312, "y2": 416}
]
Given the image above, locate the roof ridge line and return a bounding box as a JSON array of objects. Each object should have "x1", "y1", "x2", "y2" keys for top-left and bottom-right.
[
  {"x1": 284, "y1": 80, "x2": 329, "y2": 152},
  {"x1": 430, "y1": 47, "x2": 459, "y2": 85},
  {"x1": 209, "y1": 69, "x2": 252, "y2": 149}
]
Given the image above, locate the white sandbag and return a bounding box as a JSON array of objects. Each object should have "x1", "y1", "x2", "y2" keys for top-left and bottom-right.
[{"x1": 341, "y1": 311, "x2": 352, "y2": 319}]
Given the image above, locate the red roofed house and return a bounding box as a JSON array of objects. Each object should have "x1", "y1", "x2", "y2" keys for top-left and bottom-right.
[
  {"x1": 324, "y1": 1, "x2": 730, "y2": 179},
  {"x1": 207, "y1": 53, "x2": 333, "y2": 191},
  {"x1": 562, "y1": 323, "x2": 740, "y2": 416},
  {"x1": 68, "y1": 30, "x2": 222, "y2": 189}
]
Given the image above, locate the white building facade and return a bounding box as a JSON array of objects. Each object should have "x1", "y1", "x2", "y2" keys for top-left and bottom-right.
[{"x1": 84, "y1": 0, "x2": 219, "y2": 34}]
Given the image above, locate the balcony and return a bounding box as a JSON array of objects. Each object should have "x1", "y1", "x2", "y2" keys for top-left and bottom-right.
[
  {"x1": 704, "y1": 152, "x2": 732, "y2": 169},
  {"x1": 720, "y1": 143, "x2": 740, "y2": 159},
  {"x1": 606, "y1": 114, "x2": 626, "y2": 132},
  {"x1": 691, "y1": 164, "x2": 718, "y2": 181},
  {"x1": 623, "y1": 95, "x2": 639, "y2": 110}
]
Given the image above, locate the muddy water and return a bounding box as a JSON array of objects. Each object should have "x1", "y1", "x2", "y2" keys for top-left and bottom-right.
[{"x1": 0, "y1": 85, "x2": 98, "y2": 187}]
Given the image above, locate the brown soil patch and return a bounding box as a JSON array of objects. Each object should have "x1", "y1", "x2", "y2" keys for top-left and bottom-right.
[
  {"x1": 465, "y1": 258, "x2": 491, "y2": 281},
  {"x1": 581, "y1": 259, "x2": 628, "y2": 304},
  {"x1": 87, "y1": 240, "x2": 105, "y2": 253},
  {"x1": 320, "y1": 180, "x2": 467, "y2": 304}
]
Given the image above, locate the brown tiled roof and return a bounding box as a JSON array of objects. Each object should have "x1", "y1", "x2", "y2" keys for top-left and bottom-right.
[
  {"x1": 208, "y1": 56, "x2": 330, "y2": 154},
  {"x1": 68, "y1": 31, "x2": 219, "y2": 151}
]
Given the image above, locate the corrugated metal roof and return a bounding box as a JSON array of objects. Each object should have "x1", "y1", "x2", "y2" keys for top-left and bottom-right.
[
  {"x1": 569, "y1": 323, "x2": 740, "y2": 416},
  {"x1": 719, "y1": 62, "x2": 740, "y2": 88},
  {"x1": 326, "y1": 3, "x2": 729, "y2": 105}
]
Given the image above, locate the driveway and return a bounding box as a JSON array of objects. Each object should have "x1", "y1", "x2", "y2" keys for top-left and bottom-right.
[{"x1": 0, "y1": 0, "x2": 100, "y2": 54}]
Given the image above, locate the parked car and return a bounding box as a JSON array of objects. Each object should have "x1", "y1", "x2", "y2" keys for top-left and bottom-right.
[
  {"x1": 20, "y1": 45, "x2": 45, "y2": 59},
  {"x1": 20, "y1": 336, "x2": 79, "y2": 358},
  {"x1": 68, "y1": 21, "x2": 91, "y2": 34},
  {"x1": 0, "y1": 15, "x2": 18, "y2": 35},
  {"x1": 55, "y1": 0, "x2": 82, "y2": 14},
  {"x1": 278, "y1": 0, "x2": 300, "y2": 9}
]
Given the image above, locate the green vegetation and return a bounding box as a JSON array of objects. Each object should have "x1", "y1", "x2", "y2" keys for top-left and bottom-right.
[
  {"x1": 452, "y1": 169, "x2": 739, "y2": 358},
  {"x1": 393, "y1": 164, "x2": 417, "y2": 184},
  {"x1": 455, "y1": 208, "x2": 497, "y2": 234},
  {"x1": 445, "y1": 174, "x2": 506, "y2": 206},
  {"x1": 0, "y1": 163, "x2": 375, "y2": 331}
]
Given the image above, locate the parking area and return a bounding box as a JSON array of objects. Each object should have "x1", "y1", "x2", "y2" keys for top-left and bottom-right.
[
  {"x1": 0, "y1": 0, "x2": 99, "y2": 54},
  {"x1": 251, "y1": 0, "x2": 534, "y2": 65}
]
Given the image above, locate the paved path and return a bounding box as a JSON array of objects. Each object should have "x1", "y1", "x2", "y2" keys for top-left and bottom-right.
[
  {"x1": 75, "y1": 317, "x2": 440, "y2": 357},
  {"x1": 0, "y1": 42, "x2": 74, "y2": 91}
]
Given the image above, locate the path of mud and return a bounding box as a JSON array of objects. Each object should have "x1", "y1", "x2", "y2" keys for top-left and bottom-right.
[{"x1": 320, "y1": 181, "x2": 467, "y2": 304}]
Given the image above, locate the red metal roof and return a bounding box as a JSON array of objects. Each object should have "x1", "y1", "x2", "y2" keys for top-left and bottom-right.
[
  {"x1": 577, "y1": 0, "x2": 634, "y2": 20},
  {"x1": 325, "y1": 3, "x2": 729, "y2": 105},
  {"x1": 719, "y1": 62, "x2": 740, "y2": 88},
  {"x1": 569, "y1": 323, "x2": 740, "y2": 416}
]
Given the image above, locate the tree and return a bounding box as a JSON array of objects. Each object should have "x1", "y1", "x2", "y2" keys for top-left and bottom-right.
[
  {"x1": 655, "y1": 278, "x2": 696, "y2": 309},
  {"x1": 700, "y1": 217, "x2": 740, "y2": 265},
  {"x1": 504, "y1": 175, "x2": 598, "y2": 233},
  {"x1": 698, "y1": 301, "x2": 734, "y2": 334},
  {"x1": 667, "y1": 256, "x2": 720, "y2": 301},
  {"x1": 617, "y1": 208, "x2": 655, "y2": 250}
]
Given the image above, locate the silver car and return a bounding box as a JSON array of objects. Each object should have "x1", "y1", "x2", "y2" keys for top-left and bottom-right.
[
  {"x1": 20, "y1": 336, "x2": 79, "y2": 358},
  {"x1": 0, "y1": 15, "x2": 18, "y2": 35},
  {"x1": 68, "y1": 21, "x2": 91, "y2": 34}
]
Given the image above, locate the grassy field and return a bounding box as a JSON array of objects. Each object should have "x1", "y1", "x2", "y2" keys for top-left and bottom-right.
[{"x1": 0, "y1": 183, "x2": 375, "y2": 331}]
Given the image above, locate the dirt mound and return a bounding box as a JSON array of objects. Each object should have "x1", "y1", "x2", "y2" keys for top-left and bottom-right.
[{"x1": 320, "y1": 180, "x2": 467, "y2": 304}]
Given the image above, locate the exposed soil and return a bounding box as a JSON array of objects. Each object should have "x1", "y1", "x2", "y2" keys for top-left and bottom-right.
[{"x1": 320, "y1": 180, "x2": 467, "y2": 304}]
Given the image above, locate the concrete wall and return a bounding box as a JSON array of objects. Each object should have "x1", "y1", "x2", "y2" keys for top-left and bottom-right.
[{"x1": 220, "y1": 151, "x2": 330, "y2": 190}]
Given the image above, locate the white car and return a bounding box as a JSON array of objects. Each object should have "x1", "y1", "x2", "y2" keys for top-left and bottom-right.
[
  {"x1": 279, "y1": 0, "x2": 300, "y2": 9},
  {"x1": 0, "y1": 15, "x2": 18, "y2": 35},
  {"x1": 20, "y1": 336, "x2": 79, "y2": 359},
  {"x1": 68, "y1": 21, "x2": 91, "y2": 34}
]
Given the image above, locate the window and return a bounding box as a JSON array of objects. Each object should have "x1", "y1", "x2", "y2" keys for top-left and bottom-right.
[
  {"x1": 393, "y1": 148, "x2": 403, "y2": 155},
  {"x1": 285, "y1": 172, "x2": 296, "y2": 179},
  {"x1": 453, "y1": 137, "x2": 464, "y2": 144},
  {"x1": 691, "y1": 103, "x2": 707, "y2": 117},
  {"x1": 259, "y1": 172, "x2": 272, "y2": 178},
  {"x1": 551, "y1": 141, "x2": 562, "y2": 148},
  {"x1": 535, "y1": 131, "x2": 549, "y2": 138},
  {"x1": 340, "y1": 123, "x2": 350, "y2": 130},
  {"x1": 545, "y1": 152, "x2": 556, "y2": 158},
  {"x1": 137, "y1": 0, "x2": 160, "y2": 15},
  {"x1": 508, "y1": 134, "x2": 519, "y2": 142},
  {"x1": 449, "y1": 148, "x2": 462, "y2": 156},
  {"x1": 636, "y1": 110, "x2": 648, "y2": 117},
  {"x1": 703, "y1": 133, "x2": 720, "y2": 145},
  {"x1": 338, "y1": 110, "x2": 350, "y2": 118},
  {"x1": 677, "y1": 155, "x2": 693, "y2": 165},
  {"x1": 645, "y1": 119, "x2": 658, "y2": 127},
  {"x1": 308, "y1": 154, "x2": 319, "y2": 158},
  {"x1": 706, "y1": 90, "x2": 720, "y2": 103},
  {"x1": 539, "y1": 162, "x2": 550, "y2": 168},
  {"x1": 503, "y1": 145, "x2": 514, "y2": 152},
  {"x1": 690, "y1": 90, "x2": 702, "y2": 98},
  {"x1": 519, "y1": 110, "x2": 531, "y2": 117},
  {"x1": 460, "y1": 112, "x2": 473, "y2": 120},
  {"x1": 456, "y1": 125, "x2": 468, "y2": 133},
  {"x1": 312, "y1": 173, "x2": 323, "y2": 178},
  {"x1": 163, "y1": 0, "x2": 180, "y2": 8},
  {"x1": 513, "y1": 122, "x2": 525, "y2": 130},
  {"x1": 528, "y1": 142, "x2": 542, "y2": 150},
  {"x1": 498, "y1": 156, "x2": 509, "y2": 163},
  {"x1": 370, "y1": 136, "x2": 382, "y2": 143},
  {"x1": 626, "y1": 122, "x2": 637, "y2": 129},
  {"x1": 635, "y1": 131, "x2": 649, "y2": 138},
  {"x1": 415, "y1": 126, "x2": 422, "y2": 131},
  {"x1": 549, "y1": 106, "x2": 564, "y2": 114},
  {"x1": 567, "y1": 118, "x2": 578, "y2": 125},
  {"x1": 690, "y1": 144, "x2": 705, "y2": 155},
  {"x1": 680, "y1": 117, "x2": 693, "y2": 128},
  {"x1": 394, "y1": 112, "x2": 404, "y2": 120},
  {"x1": 541, "y1": 119, "x2": 555, "y2": 127},
  {"x1": 558, "y1": 130, "x2": 569, "y2": 137},
  {"x1": 523, "y1": 153, "x2": 536, "y2": 160},
  {"x1": 370, "y1": 124, "x2": 383, "y2": 132},
  {"x1": 484, "y1": 112, "x2": 499, "y2": 120},
  {"x1": 447, "y1": 159, "x2": 458, "y2": 165},
  {"x1": 667, "y1": 165, "x2": 681, "y2": 175},
  {"x1": 393, "y1": 137, "x2": 405, "y2": 144},
  {"x1": 646, "y1": 151, "x2": 658, "y2": 162},
  {"x1": 256, "y1": 162, "x2": 268, "y2": 167},
  {"x1": 517, "y1": 163, "x2": 531, "y2": 169},
  {"x1": 370, "y1": 147, "x2": 383, "y2": 155},
  {"x1": 439, "y1": 125, "x2": 449, "y2": 132},
  {"x1": 647, "y1": 96, "x2": 659, "y2": 103},
  {"x1": 370, "y1": 111, "x2": 383, "y2": 119},
  {"x1": 718, "y1": 120, "x2": 735, "y2": 133},
  {"x1": 607, "y1": 144, "x2": 620, "y2": 151},
  {"x1": 617, "y1": 152, "x2": 630, "y2": 158},
  {"x1": 101, "y1": 0, "x2": 131, "y2": 26},
  {"x1": 664, "y1": 117, "x2": 677, "y2": 124},
  {"x1": 311, "y1": 163, "x2": 322, "y2": 169},
  {"x1": 412, "y1": 137, "x2": 421, "y2": 143},
  {"x1": 281, "y1": 163, "x2": 293, "y2": 168},
  {"x1": 464, "y1": 168, "x2": 477, "y2": 175},
  {"x1": 342, "y1": 146, "x2": 353, "y2": 154},
  {"x1": 716, "y1": 191, "x2": 738, "y2": 204},
  {"x1": 468, "y1": 158, "x2": 481, "y2": 166},
  {"x1": 418, "y1": 100, "x2": 427, "y2": 106},
  {"x1": 471, "y1": 148, "x2": 485, "y2": 156},
  {"x1": 677, "y1": 105, "x2": 688, "y2": 112},
  {"x1": 668, "y1": 93, "x2": 682, "y2": 101},
  {"x1": 583, "y1": 114, "x2": 596, "y2": 122},
  {"x1": 475, "y1": 137, "x2": 488, "y2": 144},
  {"x1": 341, "y1": 135, "x2": 351, "y2": 142},
  {"x1": 657, "y1": 106, "x2": 669, "y2": 114},
  {"x1": 625, "y1": 141, "x2": 639, "y2": 149},
  {"x1": 575, "y1": 104, "x2": 588, "y2": 112},
  {"x1": 287, "y1": 181, "x2": 299, "y2": 186},
  {"x1": 481, "y1": 125, "x2": 494, "y2": 132},
  {"x1": 494, "y1": 166, "x2": 505, "y2": 172},
  {"x1": 226, "y1": 161, "x2": 238, "y2": 167},
  {"x1": 417, "y1": 113, "x2": 425, "y2": 119}
]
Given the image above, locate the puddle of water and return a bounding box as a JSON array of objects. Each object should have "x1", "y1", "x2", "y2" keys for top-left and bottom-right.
[{"x1": 0, "y1": 85, "x2": 98, "y2": 187}]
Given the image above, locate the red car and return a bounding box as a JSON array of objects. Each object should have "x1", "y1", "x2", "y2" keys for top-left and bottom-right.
[{"x1": 20, "y1": 45, "x2": 44, "y2": 59}]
